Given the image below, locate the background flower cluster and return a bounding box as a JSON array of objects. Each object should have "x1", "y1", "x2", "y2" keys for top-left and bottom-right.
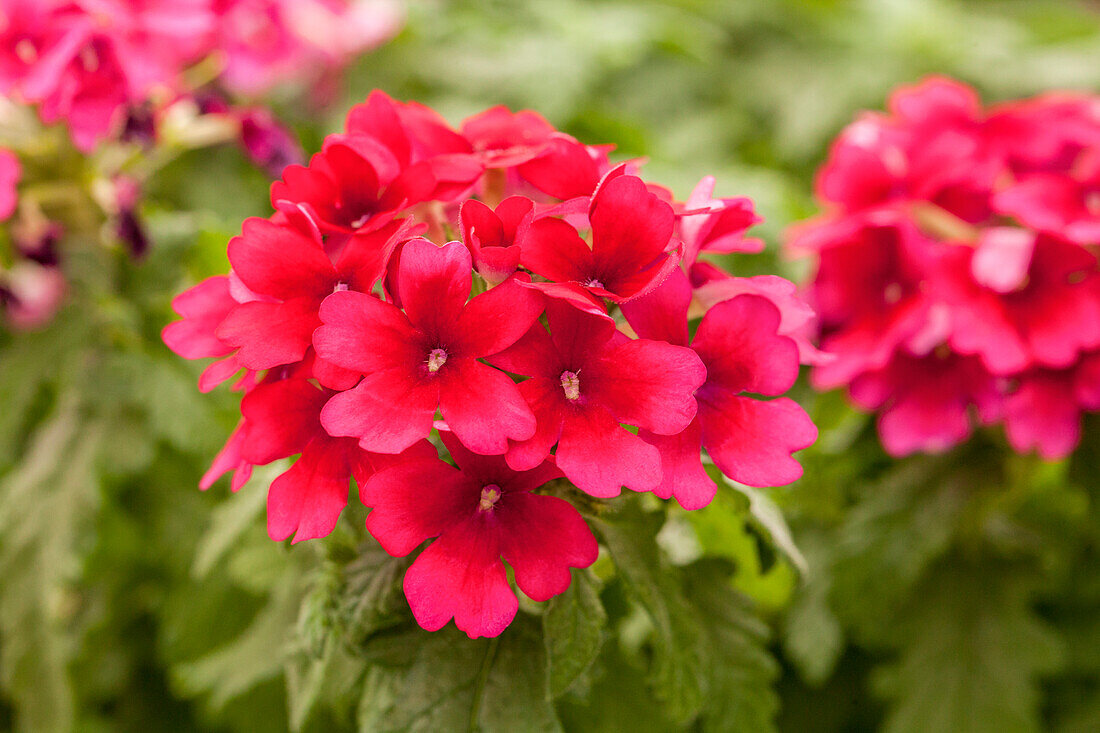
[{"x1": 792, "y1": 77, "x2": 1100, "y2": 459}]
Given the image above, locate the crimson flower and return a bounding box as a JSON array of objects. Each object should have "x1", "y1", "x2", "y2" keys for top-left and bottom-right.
[
  {"x1": 489, "y1": 300, "x2": 705, "y2": 497},
  {"x1": 314, "y1": 238, "x2": 543, "y2": 455},
  {"x1": 362, "y1": 431, "x2": 597, "y2": 639},
  {"x1": 623, "y1": 269, "x2": 817, "y2": 508},
  {"x1": 521, "y1": 171, "x2": 680, "y2": 312},
  {"x1": 459, "y1": 195, "x2": 532, "y2": 285}
]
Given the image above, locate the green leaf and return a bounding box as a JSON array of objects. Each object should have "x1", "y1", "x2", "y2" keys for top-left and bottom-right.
[
  {"x1": 592, "y1": 503, "x2": 707, "y2": 723},
  {"x1": 682, "y1": 559, "x2": 780, "y2": 733},
  {"x1": 781, "y1": 531, "x2": 844, "y2": 686},
  {"x1": 830, "y1": 452, "x2": 977, "y2": 640},
  {"x1": 543, "y1": 568, "x2": 606, "y2": 698},
  {"x1": 0, "y1": 394, "x2": 106, "y2": 733},
  {"x1": 191, "y1": 463, "x2": 280, "y2": 579},
  {"x1": 174, "y1": 580, "x2": 304, "y2": 711},
  {"x1": 285, "y1": 642, "x2": 366, "y2": 733},
  {"x1": 725, "y1": 479, "x2": 808, "y2": 575},
  {"x1": 357, "y1": 617, "x2": 561, "y2": 732},
  {"x1": 874, "y1": 563, "x2": 1064, "y2": 733}
]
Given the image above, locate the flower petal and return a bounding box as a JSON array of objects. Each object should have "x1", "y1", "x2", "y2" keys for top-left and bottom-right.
[
  {"x1": 320, "y1": 367, "x2": 439, "y2": 453},
  {"x1": 403, "y1": 520, "x2": 517, "y2": 638},
  {"x1": 499, "y1": 493, "x2": 598, "y2": 602}
]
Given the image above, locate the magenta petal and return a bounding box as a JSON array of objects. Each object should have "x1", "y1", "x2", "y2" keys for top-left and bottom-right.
[
  {"x1": 267, "y1": 438, "x2": 352, "y2": 543},
  {"x1": 487, "y1": 321, "x2": 560, "y2": 378},
  {"x1": 319, "y1": 368, "x2": 439, "y2": 453},
  {"x1": 620, "y1": 267, "x2": 692, "y2": 346},
  {"x1": 314, "y1": 290, "x2": 420, "y2": 373},
  {"x1": 403, "y1": 521, "x2": 517, "y2": 638},
  {"x1": 499, "y1": 493, "x2": 598, "y2": 602},
  {"x1": 971, "y1": 227, "x2": 1035, "y2": 293},
  {"x1": 640, "y1": 421, "x2": 717, "y2": 510},
  {"x1": 200, "y1": 422, "x2": 249, "y2": 490},
  {"x1": 520, "y1": 280, "x2": 610, "y2": 319},
  {"x1": 700, "y1": 394, "x2": 816, "y2": 487},
  {"x1": 215, "y1": 298, "x2": 319, "y2": 370},
  {"x1": 546, "y1": 299, "x2": 617, "y2": 366},
  {"x1": 505, "y1": 378, "x2": 565, "y2": 471},
  {"x1": 362, "y1": 458, "x2": 471, "y2": 556},
  {"x1": 453, "y1": 274, "x2": 543, "y2": 357},
  {"x1": 589, "y1": 174, "x2": 675, "y2": 280},
  {"x1": 520, "y1": 216, "x2": 591, "y2": 283},
  {"x1": 240, "y1": 379, "x2": 327, "y2": 464},
  {"x1": 311, "y1": 355, "x2": 361, "y2": 391},
  {"x1": 588, "y1": 338, "x2": 705, "y2": 435},
  {"x1": 517, "y1": 135, "x2": 601, "y2": 199},
  {"x1": 397, "y1": 238, "x2": 472, "y2": 337},
  {"x1": 162, "y1": 276, "x2": 236, "y2": 359},
  {"x1": 437, "y1": 358, "x2": 536, "y2": 454},
  {"x1": 692, "y1": 295, "x2": 802, "y2": 396},
  {"x1": 1004, "y1": 375, "x2": 1081, "y2": 460},
  {"x1": 199, "y1": 355, "x2": 244, "y2": 393},
  {"x1": 439, "y1": 430, "x2": 563, "y2": 491},
  {"x1": 557, "y1": 405, "x2": 661, "y2": 497},
  {"x1": 228, "y1": 217, "x2": 334, "y2": 300}
]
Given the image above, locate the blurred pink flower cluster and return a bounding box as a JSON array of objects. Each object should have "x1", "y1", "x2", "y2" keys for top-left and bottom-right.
[
  {"x1": 0, "y1": 0, "x2": 402, "y2": 151},
  {"x1": 0, "y1": 0, "x2": 400, "y2": 329},
  {"x1": 164, "y1": 91, "x2": 818, "y2": 638},
  {"x1": 791, "y1": 77, "x2": 1100, "y2": 459}
]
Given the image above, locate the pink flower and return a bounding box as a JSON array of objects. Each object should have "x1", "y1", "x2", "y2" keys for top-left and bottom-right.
[
  {"x1": 237, "y1": 107, "x2": 304, "y2": 179},
  {"x1": 1003, "y1": 354, "x2": 1100, "y2": 460},
  {"x1": 1, "y1": 261, "x2": 66, "y2": 330},
  {"x1": 166, "y1": 92, "x2": 818, "y2": 640},
  {"x1": 362, "y1": 430, "x2": 597, "y2": 638},
  {"x1": 849, "y1": 351, "x2": 1001, "y2": 457},
  {"x1": 213, "y1": 0, "x2": 402, "y2": 98},
  {"x1": 488, "y1": 300, "x2": 706, "y2": 497},
  {"x1": 623, "y1": 269, "x2": 816, "y2": 508},
  {"x1": 459, "y1": 105, "x2": 556, "y2": 168},
  {"x1": 521, "y1": 171, "x2": 680, "y2": 311},
  {"x1": 678, "y1": 176, "x2": 764, "y2": 271},
  {"x1": 790, "y1": 76, "x2": 1100, "y2": 458},
  {"x1": 458, "y1": 195, "x2": 531, "y2": 285},
  {"x1": 216, "y1": 215, "x2": 405, "y2": 377},
  {"x1": 939, "y1": 236, "x2": 1100, "y2": 375},
  {"x1": 314, "y1": 238, "x2": 543, "y2": 455},
  {"x1": 238, "y1": 377, "x2": 435, "y2": 542},
  {"x1": 0, "y1": 149, "x2": 20, "y2": 221}
]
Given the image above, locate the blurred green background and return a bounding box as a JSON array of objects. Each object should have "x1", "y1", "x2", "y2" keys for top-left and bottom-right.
[{"x1": 2, "y1": 0, "x2": 1100, "y2": 730}]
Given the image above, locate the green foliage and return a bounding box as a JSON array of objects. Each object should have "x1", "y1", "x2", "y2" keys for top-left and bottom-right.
[
  {"x1": 543, "y1": 569, "x2": 607, "y2": 698},
  {"x1": 4, "y1": 0, "x2": 1100, "y2": 730},
  {"x1": 872, "y1": 563, "x2": 1063, "y2": 733}
]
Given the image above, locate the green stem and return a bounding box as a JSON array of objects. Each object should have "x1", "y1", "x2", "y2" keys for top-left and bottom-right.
[{"x1": 467, "y1": 636, "x2": 501, "y2": 732}]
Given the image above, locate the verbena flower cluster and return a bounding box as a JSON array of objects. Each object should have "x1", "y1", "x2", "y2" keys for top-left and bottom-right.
[
  {"x1": 164, "y1": 92, "x2": 818, "y2": 638},
  {"x1": 791, "y1": 77, "x2": 1100, "y2": 459},
  {"x1": 0, "y1": 1, "x2": 399, "y2": 329},
  {"x1": 0, "y1": 0, "x2": 401, "y2": 152}
]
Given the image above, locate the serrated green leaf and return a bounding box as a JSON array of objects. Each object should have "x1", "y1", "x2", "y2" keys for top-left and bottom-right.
[
  {"x1": 479, "y1": 616, "x2": 562, "y2": 733},
  {"x1": 592, "y1": 503, "x2": 707, "y2": 723},
  {"x1": 682, "y1": 560, "x2": 780, "y2": 733},
  {"x1": 285, "y1": 642, "x2": 366, "y2": 733},
  {"x1": 357, "y1": 617, "x2": 561, "y2": 732},
  {"x1": 0, "y1": 394, "x2": 105, "y2": 733},
  {"x1": 875, "y1": 564, "x2": 1063, "y2": 733},
  {"x1": 830, "y1": 452, "x2": 978, "y2": 640},
  {"x1": 543, "y1": 568, "x2": 606, "y2": 698}
]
